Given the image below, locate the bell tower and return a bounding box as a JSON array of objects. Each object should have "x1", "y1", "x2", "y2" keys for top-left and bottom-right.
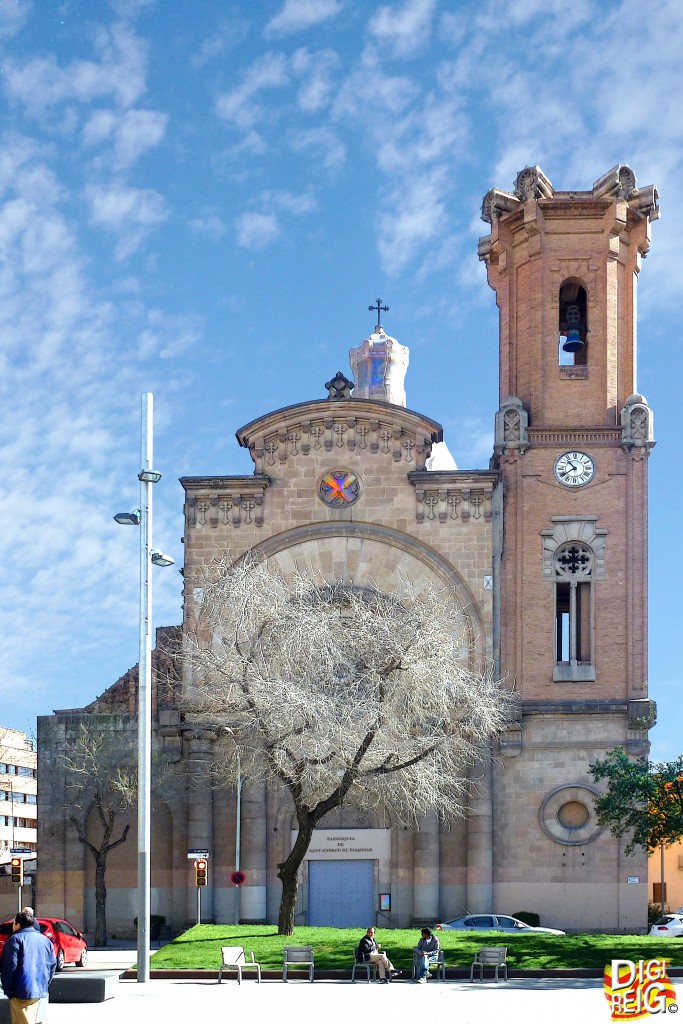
[{"x1": 478, "y1": 165, "x2": 659, "y2": 930}]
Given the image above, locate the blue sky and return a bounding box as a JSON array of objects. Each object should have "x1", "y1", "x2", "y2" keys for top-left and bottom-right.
[{"x1": 1, "y1": 0, "x2": 681, "y2": 759}]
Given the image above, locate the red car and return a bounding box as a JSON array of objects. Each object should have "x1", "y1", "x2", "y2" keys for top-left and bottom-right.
[{"x1": 0, "y1": 917, "x2": 88, "y2": 970}]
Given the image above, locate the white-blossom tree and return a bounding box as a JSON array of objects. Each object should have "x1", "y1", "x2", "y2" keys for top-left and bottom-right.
[{"x1": 182, "y1": 554, "x2": 513, "y2": 935}]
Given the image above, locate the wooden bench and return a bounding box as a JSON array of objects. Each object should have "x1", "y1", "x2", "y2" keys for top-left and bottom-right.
[{"x1": 283, "y1": 946, "x2": 314, "y2": 982}]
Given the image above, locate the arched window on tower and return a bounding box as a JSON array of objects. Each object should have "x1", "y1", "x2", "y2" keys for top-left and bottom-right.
[
  {"x1": 558, "y1": 281, "x2": 588, "y2": 367},
  {"x1": 554, "y1": 542, "x2": 594, "y2": 680}
]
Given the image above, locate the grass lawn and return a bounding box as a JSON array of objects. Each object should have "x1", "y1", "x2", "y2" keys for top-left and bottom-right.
[{"x1": 149, "y1": 925, "x2": 683, "y2": 972}]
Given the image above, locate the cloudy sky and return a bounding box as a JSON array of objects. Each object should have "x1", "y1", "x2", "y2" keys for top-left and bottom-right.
[{"x1": 1, "y1": 0, "x2": 681, "y2": 760}]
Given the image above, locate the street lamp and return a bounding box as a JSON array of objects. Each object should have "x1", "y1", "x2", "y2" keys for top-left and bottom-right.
[
  {"x1": 114, "y1": 393, "x2": 174, "y2": 985},
  {"x1": 222, "y1": 727, "x2": 242, "y2": 924}
]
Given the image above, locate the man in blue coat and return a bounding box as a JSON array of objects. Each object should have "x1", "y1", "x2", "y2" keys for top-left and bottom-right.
[{"x1": 1, "y1": 910, "x2": 56, "y2": 1024}]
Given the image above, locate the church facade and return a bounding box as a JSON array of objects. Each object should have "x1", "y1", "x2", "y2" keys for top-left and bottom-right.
[{"x1": 38, "y1": 164, "x2": 659, "y2": 935}]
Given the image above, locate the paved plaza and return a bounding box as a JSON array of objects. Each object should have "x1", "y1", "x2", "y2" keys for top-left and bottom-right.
[{"x1": 43, "y1": 951, "x2": 680, "y2": 1024}]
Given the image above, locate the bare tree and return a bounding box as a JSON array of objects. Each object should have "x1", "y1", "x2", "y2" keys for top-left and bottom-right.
[
  {"x1": 64, "y1": 719, "x2": 176, "y2": 947},
  {"x1": 64, "y1": 720, "x2": 139, "y2": 947},
  {"x1": 182, "y1": 554, "x2": 513, "y2": 935}
]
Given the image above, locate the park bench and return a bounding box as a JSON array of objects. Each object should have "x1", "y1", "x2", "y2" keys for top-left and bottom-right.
[
  {"x1": 412, "y1": 946, "x2": 446, "y2": 981},
  {"x1": 351, "y1": 947, "x2": 378, "y2": 983},
  {"x1": 218, "y1": 946, "x2": 261, "y2": 984},
  {"x1": 469, "y1": 946, "x2": 508, "y2": 982},
  {"x1": 283, "y1": 946, "x2": 315, "y2": 982}
]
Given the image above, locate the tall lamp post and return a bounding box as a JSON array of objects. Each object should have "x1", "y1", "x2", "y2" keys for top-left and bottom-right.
[{"x1": 114, "y1": 393, "x2": 174, "y2": 984}]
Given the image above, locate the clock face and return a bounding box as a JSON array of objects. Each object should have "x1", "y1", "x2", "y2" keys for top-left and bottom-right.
[{"x1": 554, "y1": 451, "x2": 595, "y2": 487}]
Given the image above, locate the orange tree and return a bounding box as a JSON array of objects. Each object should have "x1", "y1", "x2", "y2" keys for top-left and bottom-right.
[{"x1": 590, "y1": 748, "x2": 683, "y2": 854}]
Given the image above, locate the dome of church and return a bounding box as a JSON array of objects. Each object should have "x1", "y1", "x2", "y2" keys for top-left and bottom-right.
[
  {"x1": 425, "y1": 440, "x2": 458, "y2": 470},
  {"x1": 349, "y1": 324, "x2": 409, "y2": 407}
]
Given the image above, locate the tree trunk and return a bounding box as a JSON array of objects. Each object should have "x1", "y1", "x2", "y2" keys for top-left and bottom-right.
[
  {"x1": 277, "y1": 821, "x2": 313, "y2": 935},
  {"x1": 94, "y1": 856, "x2": 107, "y2": 947}
]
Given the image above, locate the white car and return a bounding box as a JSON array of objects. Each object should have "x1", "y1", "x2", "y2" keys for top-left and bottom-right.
[
  {"x1": 648, "y1": 914, "x2": 683, "y2": 937},
  {"x1": 435, "y1": 914, "x2": 565, "y2": 935}
]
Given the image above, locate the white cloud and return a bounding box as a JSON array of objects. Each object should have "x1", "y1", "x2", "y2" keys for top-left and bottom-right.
[
  {"x1": 264, "y1": 189, "x2": 317, "y2": 215},
  {"x1": 235, "y1": 211, "x2": 280, "y2": 249},
  {"x1": 290, "y1": 126, "x2": 346, "y2": 169},
  {"x1": 82, "y1": 108, "x2": 168, "y2": 168},
  {"x1": 368, "y1": 0, "x2": 436, "y2": 57},
  {"x1": 378, "y1": 171, "x2": 449, "y2": 275},
  {"x1": 138, "y1": 309, "x2": 203, "y2": 360},
  {"x1": 4, "y1": 22, "x2": 148, "y2": 115},
  {"x1": 266, "y1": 0, "x2": 342, "y2": 36},
  {"x1": 0, "y1": 134, "x2": 187, "y2": 706},
  {"x1": 292, "y1": 47, "x2": 339, "y2": 111},
  {"x1": 215, "y1": 52, "x2": 289, "y2": 129},
  {"x1": 86, "y1": 181, "x2": 168, "y2": 259},
  {"x1": 191, "y1": 17, "x2": 250, "y2": 68},
  {"x1": 0, "y1": 0, "x2": 31, "y2": 40},
  {"x1": 188, "y1": 212, "x2": 227, "y2": 239},
  {"x1": 332, "y1": 50, "x2": 416, "y2": 119}
]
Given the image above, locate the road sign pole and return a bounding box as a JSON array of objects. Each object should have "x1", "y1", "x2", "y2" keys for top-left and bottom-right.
[{"x1": 197, "y1": 885, "x2": 201, "y2": 927}]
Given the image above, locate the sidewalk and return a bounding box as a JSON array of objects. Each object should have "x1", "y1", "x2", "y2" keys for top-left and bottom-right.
[{"x1": 43, "y1": 970, "x2": 682, "y2": 1024}]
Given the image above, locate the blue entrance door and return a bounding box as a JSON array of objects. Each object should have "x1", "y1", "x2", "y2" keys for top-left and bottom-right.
[{"x1": 308, "y1": 859, "x2": 374, "y2": 927}]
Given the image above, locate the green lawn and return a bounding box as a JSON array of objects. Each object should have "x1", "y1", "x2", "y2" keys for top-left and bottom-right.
[{"x1": 149, "y1": 925, "x2": 683, "y2": 972}]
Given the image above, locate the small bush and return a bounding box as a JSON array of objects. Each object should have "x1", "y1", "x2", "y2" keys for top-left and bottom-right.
[
  {"x1": 648, "y1": 902, "x2": 662, "y2": 928},
  {"x1": 134, "y1": 915, "x2": 166, "y2": 940},
  {"x1": 513, "y1": 911, "x2": 540, "y2": 927}
]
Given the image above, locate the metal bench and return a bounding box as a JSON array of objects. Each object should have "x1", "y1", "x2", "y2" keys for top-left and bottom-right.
[
  {"x1": 283, "y1": 946, "x2": 314, "y2": 982},
  {"x1": 218, "y1": 946, "x2": 262, "y2": 984},
  {"x1": 412, "y1": 946, "x2": 446, "y2": 981},
  {"x1": 469, "y1": 946, "x2": 508, "y2": 982},
  {"x1": 351, "y1": 947, "x2": 378, "y2": 983}
]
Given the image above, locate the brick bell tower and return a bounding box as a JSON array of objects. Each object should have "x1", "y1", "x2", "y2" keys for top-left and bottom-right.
[{"x1": 478, "y1": 165, "x2": 659, "y2": 930}]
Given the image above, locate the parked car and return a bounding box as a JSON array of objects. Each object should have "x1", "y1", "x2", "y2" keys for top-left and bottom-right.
[
  {"x1": 648, "y1": 914, "x2": 683, "y2": 937},
  {"x1": 436, "y1": 913, "x2": 565, "y2": 935},
  {"x1": 0, "y1": 917, "x2": 88, "y2": 970}
]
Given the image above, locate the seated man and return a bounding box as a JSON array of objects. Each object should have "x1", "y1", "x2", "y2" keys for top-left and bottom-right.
[
  {"x1": 415, "y1": 927, "x2": 440, "y2": 983},
  {"x1": 357, "y1": 926, "x2": 398, "y2": 983}
]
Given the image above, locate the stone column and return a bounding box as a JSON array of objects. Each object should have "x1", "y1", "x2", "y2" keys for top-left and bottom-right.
[
  {"x1": 186, "y1": 732, "x2": 214, "y2": 923},
  {"x1": 240, "y1": 780, "x2": 267, "y2": 921},
  {"x1": 413, "y1": 811, "x2": 439, "y2": 922},
  {"x1": 466, "y1": 747, "x2": 493, "y2": 912},
  {"x1": 391, "y1": 827, "x2": 414, "y2": 927}
]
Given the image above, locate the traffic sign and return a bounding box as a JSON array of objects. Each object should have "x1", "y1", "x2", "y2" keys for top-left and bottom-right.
[
  {"x1": 10, "y1": 849, "x2": 32, "y2": 856},
  {"x1": 187, "y1": 849, "x2": 210, "y2": 859},
  {"x1": 231, "y1": 870, "x2": 246, "y2": 886}
]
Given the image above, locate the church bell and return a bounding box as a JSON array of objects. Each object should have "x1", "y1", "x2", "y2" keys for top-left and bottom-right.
[{"x1": 562, "y1": 328, "x2": 585, "y2": 354}]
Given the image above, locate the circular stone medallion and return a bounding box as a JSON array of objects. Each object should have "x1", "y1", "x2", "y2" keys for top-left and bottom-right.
[{"x1": 318, "y1": 469, "x2": 362, "y2": 508}]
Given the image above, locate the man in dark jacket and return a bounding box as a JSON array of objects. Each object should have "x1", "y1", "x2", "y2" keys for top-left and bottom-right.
[
  {"x1": 357, "y1": 926, "x2": 398, "y2": 983},
  {"x1": 1, "y1": 910, "x2": 56, "y2": 1024}
]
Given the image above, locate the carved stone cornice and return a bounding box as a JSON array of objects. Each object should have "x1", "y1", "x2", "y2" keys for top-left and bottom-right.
[
  {"x1": 236, "y1": 398, "x2": 443, "y2": 473},
  {"x1": 180, "y1": 475, "x2": 271, "y2": 529},
  {"x1": 408, "y1": 470, "x2": 498, "y2": 525},
  {"x1": 527, "y1": 428, "x2": 621, "y2": 447}
]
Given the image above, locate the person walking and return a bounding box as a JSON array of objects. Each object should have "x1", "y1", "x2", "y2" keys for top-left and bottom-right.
[
  {"x1": 1, "y1": 910, "x2": 56, "y2": 1024},
  {"x1": 415, "y1": 927, "x2": 440, "y2": 983},
  {"x1": 357, "y1": 926, "x2": 399, "y2": 983}
]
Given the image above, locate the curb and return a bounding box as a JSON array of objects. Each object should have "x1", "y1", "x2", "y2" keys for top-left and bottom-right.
[{"x1": 119, "y1": 967, "x2": 683, "y2": 981}]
